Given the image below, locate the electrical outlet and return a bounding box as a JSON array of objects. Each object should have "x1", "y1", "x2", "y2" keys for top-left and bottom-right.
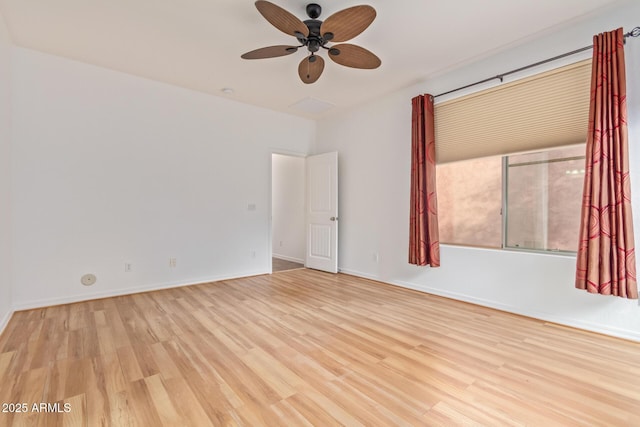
[
  {"x1": 251, "y1": 251, "x2": 256, "y2": 258},
  {"x1": 279, "y1": 240, "x2": 283, "y2": 247},
  {"x1": 124, "y1": 263, "x2": 132, "y2": 272},
  {"x1": 373, "y1": 252, "x2": 379, "y2": 263},
  {"x1": 169, "y1": 258, "x2": 177, "y2": 268}
]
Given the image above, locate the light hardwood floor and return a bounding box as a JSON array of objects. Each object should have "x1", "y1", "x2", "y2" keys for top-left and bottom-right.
[
  {"x1": 1, "y1": 269, "x2": 639, "y2": 426},
  {"x1": 272, "y1": 257, "x2": 304, "y2": 273}
]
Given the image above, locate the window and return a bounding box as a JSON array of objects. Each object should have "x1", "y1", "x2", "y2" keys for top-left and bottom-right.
[
  {"x1": 433, "y1": 60, "x2": 592, "y2": 254},
  {"x1": 437, "y1": 144, "x2": 585, "y2": 253}
]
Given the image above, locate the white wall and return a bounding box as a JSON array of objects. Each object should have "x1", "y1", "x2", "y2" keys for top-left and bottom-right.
[
  {"x1": 271, "y1": 154, "x2": 305, "y2": 263},
  {"x1": 11, "y1": 47, "x2": 315, "y2": 309},
  {"x1": 0, "y1": 12, "x2": 12, "y2": 332},
  {"x1": 316, "y1": 1, "x2": 640, "y2": 341}
]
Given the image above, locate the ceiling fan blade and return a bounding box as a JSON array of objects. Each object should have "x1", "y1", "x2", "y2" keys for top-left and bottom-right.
[
  {"x1": 320, "y1": 5, "x2": 376, "y2": 42},
  {"x1": 255, "y1": 1, "x2": 309, "y2": 38},
  {"x1": 328, "y1": 44, "x2": 381, "y2": 69},
  {"x1": 298, "y1": 56, "x2": 325, "y2": 84},
  {"x1": 241, "y1": 45, "x2": 298, "y2": 60}
]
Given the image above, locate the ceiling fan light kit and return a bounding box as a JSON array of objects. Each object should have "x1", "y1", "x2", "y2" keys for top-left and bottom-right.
[{"x1": 241, "y1": 1, "x2": 381, "y2": 84}]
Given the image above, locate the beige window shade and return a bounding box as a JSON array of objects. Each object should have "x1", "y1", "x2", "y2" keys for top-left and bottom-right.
[{"x1": 434, "y1": 59, "x2": 592, "y2": 164}]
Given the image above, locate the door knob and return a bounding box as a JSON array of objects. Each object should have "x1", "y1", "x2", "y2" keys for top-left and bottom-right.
[{"x1": 330, "y1": 216, "x2": 338, "y2": 221}]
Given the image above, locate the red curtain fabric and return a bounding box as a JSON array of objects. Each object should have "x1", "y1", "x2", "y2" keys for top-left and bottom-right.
[
  {"x1": 409, "y1": 94, "x2": 440, "y2": 267},
  {"x1": 576, "y1": 28, "x2": 637, "y2": 298}
]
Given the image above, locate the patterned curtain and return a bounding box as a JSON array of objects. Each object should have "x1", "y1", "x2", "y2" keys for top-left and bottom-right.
[
  {"x1": 576, "y1": 28, "x2": 637, "y2": 298},
  {"x1": 409, "y1": 94, "x2": 440, "y2": 267}
]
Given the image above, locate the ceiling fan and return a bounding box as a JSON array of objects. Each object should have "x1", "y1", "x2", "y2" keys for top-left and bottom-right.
[{"x1": 241, "y1": 1, "x2": 381, "y2": 84}]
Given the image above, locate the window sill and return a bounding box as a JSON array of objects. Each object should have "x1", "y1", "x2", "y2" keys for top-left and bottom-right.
[
  {"x1": 440, "y1": 243, "x2": 577, "y2": 258},
  {"x1": 503, "y1": 246, "x2": 577, "y2": 257}
]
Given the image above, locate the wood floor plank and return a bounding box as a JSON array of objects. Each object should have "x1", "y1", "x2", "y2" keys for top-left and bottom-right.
[
  {"x1": 241, "y1": 347, "x2": 300, "y2": 399},
  {"x1": 108, "y1": 390, "x2": 139, "y2": 427},
  {"x1": 269, "y1": 400, "x2": 315, "y2": 427},
  {"x1": 84, "y1": 386, "x2": 110, "y2": 427},
  {"x1": 143, "y1": 374, "x2": 183, "y2": 426},
  {"x1": 272, "y1": 257, "x2": 304, "y2": 273},
  {"x1": 116, "y1": 346, "x2": 144, "y2": 383},
  {"x1": 161, "y1": 338, "x2": 242, "y2": 420},
  {"x1": 0, "y1": 350, "x2": 14, "y2": 384},
  {"x1": 14, "y1": 367, "x2": 48, "y2": 427},
  {"x1": 0, "y1": 269, "x2": 639, "y2": 426},
  {"x1": 127, "y1": 378, "x2": 163, "y2": 427},
  {"x1": 63, "y1": 359, "x2": 95, "y2": 399},
  {"x1": 42, "y1": 359, "x2": 70, "y2": 403},
  {"x1": 162, "y1": 376, "x2": 215, "y2": 427},
  {"x1": 62, "y1": 394, "x2": 86, "y2": 427}
]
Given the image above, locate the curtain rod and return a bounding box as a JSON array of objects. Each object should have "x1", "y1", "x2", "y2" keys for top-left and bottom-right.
[{"x1": 433, "y1": 26, "x2": 640, "y2": 99}]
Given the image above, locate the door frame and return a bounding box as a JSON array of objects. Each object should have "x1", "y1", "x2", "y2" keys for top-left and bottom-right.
[{"x1": 268, "y1": 149, "x2": 308, "y2": 274}]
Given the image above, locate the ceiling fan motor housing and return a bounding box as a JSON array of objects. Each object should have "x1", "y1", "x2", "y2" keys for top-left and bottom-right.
[{"x1": 303, "y1": 19, "x2": 325, "y2": 53}]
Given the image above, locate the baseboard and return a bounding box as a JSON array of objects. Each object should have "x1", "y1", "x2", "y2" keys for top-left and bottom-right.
[
  {"x1": 338, "y1": 268, "x2": 378, "y2": 281},
  {"x1": 0, "y1": 308, "x2": 14, "y2": 337},
  {"x1": 12, "y1": 269, "x2": 269, "y2": 311},
  {"x1": 339, "y1": 268, "x2": 640, "y2": 343},
  {"x1": 272, "y1": 254, "x2": 305, "y2": 264}
]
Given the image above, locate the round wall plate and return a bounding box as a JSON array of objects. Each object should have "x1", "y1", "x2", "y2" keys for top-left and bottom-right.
[{"x1": 81, "y1": 274, "x2": 97, "y2": 286}]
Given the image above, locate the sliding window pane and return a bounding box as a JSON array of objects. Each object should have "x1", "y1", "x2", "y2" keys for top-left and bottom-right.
[{"x1": 505, "y1": 145, "x2": 585, "y2": 252}]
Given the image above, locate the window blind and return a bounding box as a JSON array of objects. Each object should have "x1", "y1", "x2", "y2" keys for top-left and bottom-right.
[{"x1": 434, "y1": 59, "x2": 592, "y2": 164}]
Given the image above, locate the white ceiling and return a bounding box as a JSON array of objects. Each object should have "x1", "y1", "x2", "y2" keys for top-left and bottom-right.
[{"x1": 0, "y1": 0, "x2": 626, "y2": 119}]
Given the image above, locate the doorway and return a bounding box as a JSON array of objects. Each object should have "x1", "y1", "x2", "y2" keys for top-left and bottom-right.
[{"x1": 271, "y1": 153, "x2": 306, "y2": 272}]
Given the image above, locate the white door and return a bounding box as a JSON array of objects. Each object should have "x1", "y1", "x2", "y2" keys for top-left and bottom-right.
[{"x1": 305, "y1": 152, "x2": 338, "y2": 273}]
